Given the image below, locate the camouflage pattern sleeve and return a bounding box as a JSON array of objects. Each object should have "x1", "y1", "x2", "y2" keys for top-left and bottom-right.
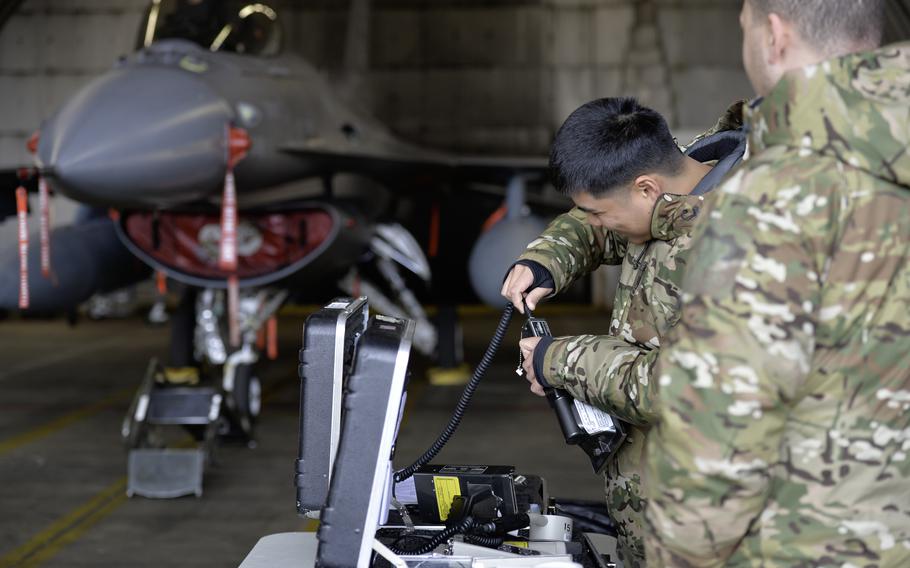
[
  {"x1": 540, "y1": 335, "x2": 658, "y2": 426},
  {"x1": 643, "y1": 164, "x2": 826, "y2": 566},
  {"x1": 518, "y1": 207, "x2": 627, "y2": 293}
]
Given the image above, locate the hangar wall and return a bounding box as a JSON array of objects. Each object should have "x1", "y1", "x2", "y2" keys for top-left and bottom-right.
[
  {"x1": 0, "y1": 0, "x2": 750, "y2": 170},
  {"x1": 287, "y1": 0, "x2": 751, "y2": 153},
  {"x1": 0, "y1": 0, "x2": 146, "y2": 169}
]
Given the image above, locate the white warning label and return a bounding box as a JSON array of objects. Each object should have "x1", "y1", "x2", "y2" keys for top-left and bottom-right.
[{"x1": 573, "y1": 400, "x2": 618, "y2": 435}]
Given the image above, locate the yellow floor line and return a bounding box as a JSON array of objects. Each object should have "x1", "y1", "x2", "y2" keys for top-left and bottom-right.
[
  {"x1": 0, "y1": 369, "x2": 291, "y2": 458},
  {"x1": 0, "y1": 356, "x2": 415, "y2": 566},
  {"x1": 0, "y1": 478, "x2": 127, "y2": 568},
  {"x1": 0, "y1": 378, "x2": 295, "y2": 566},
  {"x1": 1, "y1": 439, "x2": 203, "y2": 567},
  {"x1": 16, "y1": 491, "x2": 129, "y2": 568},
  {"x1": 0, "y1": 388, "x2": 133, "y2": 456}
]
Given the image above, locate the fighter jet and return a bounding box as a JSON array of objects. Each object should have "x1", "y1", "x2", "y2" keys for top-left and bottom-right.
[{"x1": 23, "y1": 0, "x2": 556, "y2": 438}]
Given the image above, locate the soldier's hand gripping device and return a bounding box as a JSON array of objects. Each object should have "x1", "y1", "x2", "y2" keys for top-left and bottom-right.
[
  {"x1": 517, "y1": 303, "x2": 626, "y2": 473},
  {"x1": 393, "y1": 302, "x2": 628, "y2": 483}
]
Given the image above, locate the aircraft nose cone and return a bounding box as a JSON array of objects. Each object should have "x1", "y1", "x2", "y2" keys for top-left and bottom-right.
[{"x1": 37, "y1": 66, "x2": 233, "y2": 207}]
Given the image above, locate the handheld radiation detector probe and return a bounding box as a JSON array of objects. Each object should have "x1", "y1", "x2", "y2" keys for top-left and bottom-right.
[{"x1": 517, "y1": 301, "x2": 627, "y2": 474}]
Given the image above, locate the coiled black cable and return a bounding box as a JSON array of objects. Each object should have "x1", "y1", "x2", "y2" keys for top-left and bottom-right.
[
  {"x1": 394, "y1": 304, "x2": 515, "y2": 483},
  {"x1": 389, "y1": 516, "x2": 476, "y2": 556},
  {"x1": 473, "y1": 521, "x2": 498, "y2": 534},
  {"x1": 464, "y1": 534, "x2": 504, "y2": 548}
]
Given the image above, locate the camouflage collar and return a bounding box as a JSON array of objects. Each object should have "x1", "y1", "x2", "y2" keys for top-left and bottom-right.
[
  {"x1": 744, "y1": 41, "x2": 910, "y2": 188},
  {"x1": 650, "y1": 193, "x2": 706, "y2": 242},
  {"x1": 648, "y1": 120, "x2": 748, "y2": 242}
]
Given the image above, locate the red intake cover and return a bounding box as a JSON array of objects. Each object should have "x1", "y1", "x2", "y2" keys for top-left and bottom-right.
[{"x1": 124, "y1": 208, "x2": 333, "y2": 280}]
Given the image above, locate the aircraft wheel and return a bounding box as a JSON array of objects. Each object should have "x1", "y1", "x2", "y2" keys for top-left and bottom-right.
[
  {"x1": 226, "y1": 363, "x2": 260, "y2": 440},
  {"x1": 235, "y1": 364, "x2": 262, "y2": 420}
]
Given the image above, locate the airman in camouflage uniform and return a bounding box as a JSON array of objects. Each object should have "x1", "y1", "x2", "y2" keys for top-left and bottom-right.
[
  {"x1": 644, "y1": 25, "x2": 910, "y2": 568},
  {"x1": 507, "y1": 100, "x2": 745, "y2": 566}
]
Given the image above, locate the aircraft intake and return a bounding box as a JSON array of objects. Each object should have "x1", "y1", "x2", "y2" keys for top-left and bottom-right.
[{"x1": 115, "y1": 203, "x2": 369, "y2": 289}]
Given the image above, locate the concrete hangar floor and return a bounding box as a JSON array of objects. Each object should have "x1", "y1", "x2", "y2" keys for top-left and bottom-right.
[{"x1": 0, "y1": 305, "x2": 605, "y2": 567}]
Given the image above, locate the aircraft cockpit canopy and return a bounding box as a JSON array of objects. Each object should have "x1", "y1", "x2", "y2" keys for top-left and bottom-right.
[{"x1": 139, "y1": 0, "x2": 282, "y2": 56}]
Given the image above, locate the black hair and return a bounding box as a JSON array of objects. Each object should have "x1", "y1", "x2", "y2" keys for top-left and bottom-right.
[
  {"x1": 549, "y1": 97, "x2": 684, "y2": 198},
  {"x1": 748, "y1": 0, "x2": 884, "y2": 54}
]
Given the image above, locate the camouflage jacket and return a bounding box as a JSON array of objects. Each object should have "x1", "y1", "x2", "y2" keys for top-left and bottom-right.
[
  {"x1": 519, "y1": 195, "x2": 705, "y2": 422},
  {"x1": 645, "y1": 43, "x2": 910, "y2": 566}
]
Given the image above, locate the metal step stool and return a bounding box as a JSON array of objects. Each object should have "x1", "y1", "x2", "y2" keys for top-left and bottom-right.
[{"x1": 122, "y1": 359, "x2": 222, "y2": 498}]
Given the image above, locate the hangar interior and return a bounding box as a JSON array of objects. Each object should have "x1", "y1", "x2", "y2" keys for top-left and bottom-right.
[{"x1": 0, "y1": 1, "x2": 908, "y2": 567}]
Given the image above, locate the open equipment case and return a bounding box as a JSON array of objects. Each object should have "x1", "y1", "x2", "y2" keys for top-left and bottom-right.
[{"x1": 240, "y1": 298, "x2": 621, "y2": 568}]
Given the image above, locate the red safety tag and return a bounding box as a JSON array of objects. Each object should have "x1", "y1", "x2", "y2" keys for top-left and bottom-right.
[
  {"x1": 38, "y1": 176, "x2": 51, "y2": 278},
  {"x1": 156, "y1": 270, "x2": 168, "y2": 295},
  {"x1": 219, "y1": 168, "x2": 238, "y2": 271},
  {"x1": 16, "y1": 186, "x2": 29, "y2": 309},
  {"x1": 227, "y1": 274, "x2": 240, "y2": 347},
  {"x1": 220, "y1": 126, "x2": 249, "y2": 348},
  {"x1": 266, "y1": 316, "x2": 278, "y2": 360},
  {"x1": 219, "y1": 126, "x2": 250, "y2": 273}
]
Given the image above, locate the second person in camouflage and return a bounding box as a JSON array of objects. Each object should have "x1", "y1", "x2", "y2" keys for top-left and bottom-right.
[{"x1": 645, "y1": 1, "x2": 910, "y2": 565}]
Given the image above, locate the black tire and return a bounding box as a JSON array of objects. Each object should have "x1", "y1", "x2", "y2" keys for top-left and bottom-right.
[
  {"x1": 234, "y1": 363, "x2": 262, "y2": 421},
  {"x1": 224, "y1": 363, "x2": 261, "y2": 440}
]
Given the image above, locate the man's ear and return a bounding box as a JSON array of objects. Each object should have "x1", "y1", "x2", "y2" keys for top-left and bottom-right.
[
  {"x1": 766, "y1": 12, "x2": 792, "y2": 65},
  {"x1": 633, "y1": 175, "x2": 662, "y2": 203}
]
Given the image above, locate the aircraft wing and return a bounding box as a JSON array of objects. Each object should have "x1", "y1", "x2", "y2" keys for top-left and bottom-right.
[
  {"x1": 279, "y1": 140, "x2": 550, "y2": 187},
  {"x1": 451, "y1": 155, "x2": 550, "y2": 185}
]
